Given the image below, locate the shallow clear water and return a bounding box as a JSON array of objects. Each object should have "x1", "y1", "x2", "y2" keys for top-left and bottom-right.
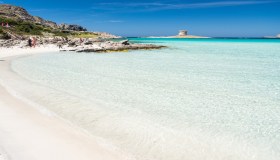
[{"x1": 11, "y1": 38, "x2": 280, "y2": 160}]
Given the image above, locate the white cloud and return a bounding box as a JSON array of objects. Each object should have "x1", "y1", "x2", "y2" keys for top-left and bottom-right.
[
  {"x1": 107, "y1": 20, "x2": 124, "y2": 23},
  {"x1": 97, "y1": 1, "x2": 278, "y2": 11},
  {"x1": 172, "y1": 1, "x2": 277, "y2": 9}
]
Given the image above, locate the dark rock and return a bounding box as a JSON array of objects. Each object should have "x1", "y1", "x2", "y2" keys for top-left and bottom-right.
[
  {"x1": 58, "y1": 24, "x2": 87, "y2": 31},
  {"x1": 120, "y1": 40, "x2": 130, "y2": 45},
  {"x1": 84, "y1": 41, "x2": 93, "y2": 45},
  {"x1": 68, "y1": 41, "x2": 76, "y2": 47}
]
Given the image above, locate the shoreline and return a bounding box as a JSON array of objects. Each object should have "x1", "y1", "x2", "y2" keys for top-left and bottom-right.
[
  {"x1": 0, "y1": 48, "x2": 129, "y2": 160},
  {"x1": 1, "y1": 40, "x2": 279, "y2": 160}
]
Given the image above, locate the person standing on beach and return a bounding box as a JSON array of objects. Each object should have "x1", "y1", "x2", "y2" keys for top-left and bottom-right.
[
  {"x1": 32, "y1": 37, "x2": 37, "y2": 48},
  {"x1": 57, "y1": 41, "x2": 63, "y2": 49},
  {"x1": 80, "y1": 38, "x2": 84, "y2": 44},
  {"x1": 28, "y1": 38, "x2": 32, "y2": 48}
]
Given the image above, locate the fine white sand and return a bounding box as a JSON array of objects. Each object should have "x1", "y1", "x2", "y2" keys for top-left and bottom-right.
[
  {"x1": 0, "y1": 47, "x2": 128, "y2": 160},
  {"x1": 0, "y1": 45, "x2": 59, "y2": 58}
]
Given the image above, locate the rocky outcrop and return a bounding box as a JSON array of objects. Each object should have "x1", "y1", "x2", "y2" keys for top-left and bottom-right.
[
  {"x1": 0, "y1": 39, "x2": 26, "y2": 47},
  {"x1": 60, "y1": 40, "x2": 166, "y2": 53},
  {"x1": 0, "y1": 4, "x2": 88, "y2": 31},
  {"x1": 58, "y1": 24, "x2": 87, "y2": 31},
  {"x1": 33, "y1": 16, "x2": 58, "y2": 28},
  {"x1": 120, "y1": 40, "x2": 130, "y2": 45},
  {"x1": 0, "y1": 4, "x2": 58, "y2": 28},
  {"x1": 0, "y1": 4, "x2": 34, "y2": 21}
]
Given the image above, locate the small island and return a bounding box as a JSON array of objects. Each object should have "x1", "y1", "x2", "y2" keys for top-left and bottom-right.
[{"x1": 147, "y1": 30, "x2": 210, "y2": 38}]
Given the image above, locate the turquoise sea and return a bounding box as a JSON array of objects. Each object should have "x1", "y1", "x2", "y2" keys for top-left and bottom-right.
[{"x1": 10, "y1": 38, "x2": 280, "y2": 160}]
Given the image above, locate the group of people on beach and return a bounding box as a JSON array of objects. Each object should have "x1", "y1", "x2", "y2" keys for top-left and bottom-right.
[{"x1": 28, "y1": 37, "x2": 37, "y2": 48}]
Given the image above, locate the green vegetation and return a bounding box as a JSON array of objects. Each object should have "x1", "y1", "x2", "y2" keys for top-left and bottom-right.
[
  {"x1": 0, "y1": 16, "x2": 18, "y2": 25},
  {"x1": 0, "y1": 16, "x2": 100, "y2": 39},
  {"x1": 15, "y1": 21, "x2": 43, "y2": 35},
  {"x1": 0, "y1": 27, "x2": 11, "y2": 39},
  {"x1": 0, "y1": 16, "x2": 45, "y2": 36},
  {"x1": 71, "y1": 32, "x2": 99, "y2": 38},
  {"x1": 52, "y1": 30, "x2": 68, "y2": 37}
]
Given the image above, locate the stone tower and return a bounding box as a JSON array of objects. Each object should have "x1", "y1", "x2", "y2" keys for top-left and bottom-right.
[{"x1": 178, "y1": 30, "x2": 188, "y2": 36}]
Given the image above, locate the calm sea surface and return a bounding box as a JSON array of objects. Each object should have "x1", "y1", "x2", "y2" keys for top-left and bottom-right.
[{"x1": 11, "y1": 38, "x2": 280, "y2": 160}]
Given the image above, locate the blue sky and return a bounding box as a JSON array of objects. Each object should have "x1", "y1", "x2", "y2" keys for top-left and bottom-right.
[{"x1": 1, "y1": 0, "x2": 280, "y2": 37}]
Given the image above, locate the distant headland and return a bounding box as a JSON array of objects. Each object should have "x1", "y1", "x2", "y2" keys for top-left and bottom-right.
[{"x1": 264, "y1": 34, "x2": 280, "y2": 39}]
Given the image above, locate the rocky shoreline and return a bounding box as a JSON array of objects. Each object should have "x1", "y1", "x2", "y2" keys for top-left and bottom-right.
[
  {"x1": 0, "y1": 38, "x2": 166, "y2": 53},
  {"x1": 61, "y1": 40, "x2": 165, "y2": 53}
]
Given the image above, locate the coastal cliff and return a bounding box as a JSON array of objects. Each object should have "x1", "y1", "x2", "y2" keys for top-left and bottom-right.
[
  {"x1": 0, "y1": 4, "x2": 119, "y2": 40},
  {"x1": 0, "y1": 4, "x2": 58, "y2": 28}
]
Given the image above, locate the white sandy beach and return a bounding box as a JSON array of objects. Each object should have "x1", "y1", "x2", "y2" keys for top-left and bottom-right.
[
  {"x1": 0, "y1": 46, "x2": 60, "y2": 58},
  {"x1": 0, "y1": 47, "x2": 128, "y2": 160}
]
